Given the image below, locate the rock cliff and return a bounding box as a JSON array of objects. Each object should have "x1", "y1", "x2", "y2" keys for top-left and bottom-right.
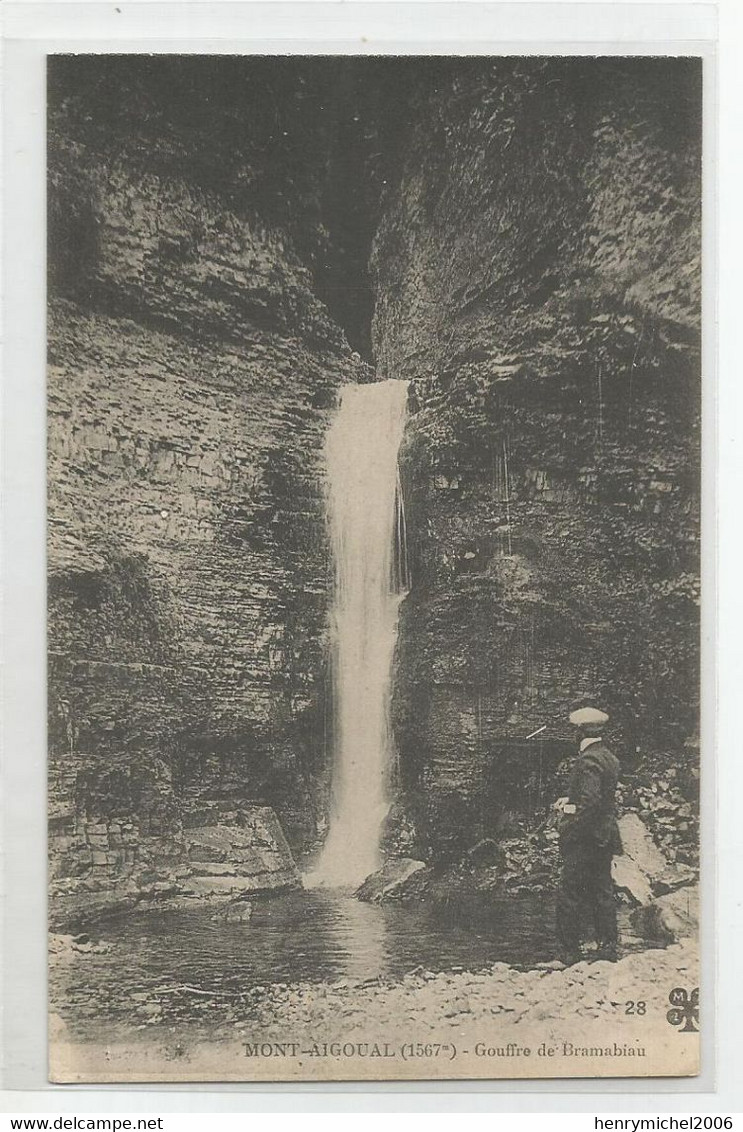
[
  {"x1": 47, "y1": 61, "x2": 369, "y2": 906},
  {"x1": 371, "y1": 58, "x2": 701, "y2": 853}
]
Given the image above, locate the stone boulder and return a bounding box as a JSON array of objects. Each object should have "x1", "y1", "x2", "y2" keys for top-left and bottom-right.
[
  {"x1": 182, "y1": 807, "x2": 299, "y2": 897},
  {"x1": 612, "y1": 855, "x2": 653, "y2": 906},
  {"x1": 652, "y1": 862, "x2": 698, "y2": 896},
  {"x1": 355, "y1": 858, "x2": 426, "y2": 904},
  {"x1": 630, "y1": 884, "x2": 699, "y2": 944},
  {"x1": 211, "y1": 898, "x2": 253, "y2": 924},
  {"x1": 613, "y1": 813, "x2": 699, "y2": 947},
  {"x1": 617, "y1": 813, "x2": 668, "y2": 881}
]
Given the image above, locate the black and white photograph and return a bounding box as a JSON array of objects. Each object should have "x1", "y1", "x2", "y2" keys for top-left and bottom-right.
[{"x1": 46, "y1": 52, "x2": 702, "y2": 1082}]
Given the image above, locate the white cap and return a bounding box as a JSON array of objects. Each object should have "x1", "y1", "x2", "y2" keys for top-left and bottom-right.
[{"x1": 569, "y1": 706, "x2": 609, "y2": 727}]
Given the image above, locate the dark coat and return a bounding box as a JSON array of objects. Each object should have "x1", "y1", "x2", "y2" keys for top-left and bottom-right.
[{"x1": 558, "y1": 740, "x2": 623, "y2": 855}]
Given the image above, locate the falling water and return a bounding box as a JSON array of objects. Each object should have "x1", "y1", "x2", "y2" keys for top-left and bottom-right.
[{"x1": 306, "y1": 379, "x2": 409, "y2": 889}]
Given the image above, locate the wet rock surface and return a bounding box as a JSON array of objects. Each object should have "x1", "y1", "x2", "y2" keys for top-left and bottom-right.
[{"x1": 355, "y1": 858, "x2": 427, "y2": 903}]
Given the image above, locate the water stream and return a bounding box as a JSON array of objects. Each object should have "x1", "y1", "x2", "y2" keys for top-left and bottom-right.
[
  {"x1": 307, "y1": 379, "x2": 410, "y2": 888},
  {"x1": 52, "y1": 891, "x2": 557, "y2": 1034}
]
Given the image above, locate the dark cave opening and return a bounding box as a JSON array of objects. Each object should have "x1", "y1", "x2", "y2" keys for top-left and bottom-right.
[
  {"x1": 48, "y1": 54, "x2": 701, "y2": 360},
  {"x1": 48, "y1": 54, "x2": 420, "y2": 357}
]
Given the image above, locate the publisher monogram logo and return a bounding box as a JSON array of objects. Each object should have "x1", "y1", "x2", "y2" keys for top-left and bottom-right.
[{"x1": 666, "y1": 987, "x2": 699, "y2": 1033}]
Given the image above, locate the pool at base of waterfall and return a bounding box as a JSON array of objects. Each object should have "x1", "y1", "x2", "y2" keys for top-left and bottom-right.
[{"x1": 51, "y1": 889, "x2": 558, "y2": 1032}]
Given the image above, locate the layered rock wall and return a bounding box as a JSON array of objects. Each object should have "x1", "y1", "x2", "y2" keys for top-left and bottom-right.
[
  {"x1": 372, "y1": 59, "x2": 702, "y2": 852},
  {"x1": 48, "y1": 129, "x2": 366, "y2": 901}
]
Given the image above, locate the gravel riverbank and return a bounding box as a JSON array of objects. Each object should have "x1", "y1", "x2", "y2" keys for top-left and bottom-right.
[{"x1": 50, "y1": 935, "x2": 699, "y2": 1082}]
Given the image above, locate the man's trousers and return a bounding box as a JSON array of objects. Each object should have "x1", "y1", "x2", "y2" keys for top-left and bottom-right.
[{"x1": 556, "y1": 840, "x2": 618, "y2": 955}]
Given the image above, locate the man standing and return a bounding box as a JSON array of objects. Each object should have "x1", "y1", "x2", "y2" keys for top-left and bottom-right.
[{"x1": 554, "y1": 697, "x2": 623, "y2": 965}]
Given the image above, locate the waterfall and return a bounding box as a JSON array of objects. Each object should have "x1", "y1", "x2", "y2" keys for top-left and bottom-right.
[{"x1": 306, "y1": 379, "x2": 409, "y2": 889}]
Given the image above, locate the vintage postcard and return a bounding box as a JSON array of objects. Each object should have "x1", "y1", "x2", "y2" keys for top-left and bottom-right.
[{"x1": 47, "y1": 53, "x2": 702, "y2": 1082}]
